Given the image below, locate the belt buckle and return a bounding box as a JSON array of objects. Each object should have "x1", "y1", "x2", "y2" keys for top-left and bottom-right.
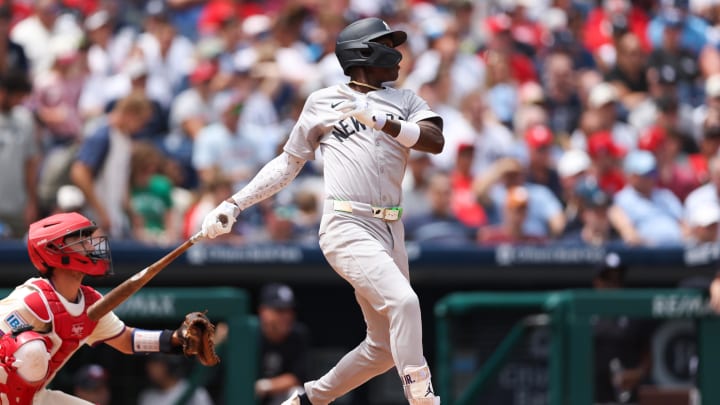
[{"x1": 373, "y1": 207, "x2": 402, "y2": 221}]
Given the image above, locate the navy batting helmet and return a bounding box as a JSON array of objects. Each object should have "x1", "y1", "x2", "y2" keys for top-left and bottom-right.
[{"x1": 335, "y1": 17, "x2": 407, "y2": 75}]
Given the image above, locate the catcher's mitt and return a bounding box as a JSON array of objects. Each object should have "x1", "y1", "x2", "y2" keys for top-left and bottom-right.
[{"x1": 176, "y1": 311, "x2": 220, "y2": 366}]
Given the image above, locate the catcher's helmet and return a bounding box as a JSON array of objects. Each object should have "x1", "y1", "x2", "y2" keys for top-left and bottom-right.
[
  {"x1": 335, "y1": 17, "x2": 407, "y2": 75},
  {"x1": 27, "y1": 212, "x2": 112, "y2": 276}
]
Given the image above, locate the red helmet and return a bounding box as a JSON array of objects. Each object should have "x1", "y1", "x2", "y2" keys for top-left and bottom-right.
[{"x1": 27, "y1": 213, "x2": 112, "y2": 276}]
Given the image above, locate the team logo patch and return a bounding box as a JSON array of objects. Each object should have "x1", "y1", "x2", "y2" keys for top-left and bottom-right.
[
  {"x1": 71, "y1": 323, "x2": 85, "y2": 337},
  {"x1": 5, "y1": 311, "x2": 27, "y2": 330}
]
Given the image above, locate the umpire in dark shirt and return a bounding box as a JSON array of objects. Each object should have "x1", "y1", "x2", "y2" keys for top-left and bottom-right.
[{"x1": 256, "y1": 283, "x2": 310, "y2": 405}]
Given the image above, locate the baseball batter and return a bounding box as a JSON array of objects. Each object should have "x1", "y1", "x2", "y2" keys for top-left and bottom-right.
[
  {"x1": 202, "y1": 17, "x2": 444, "y2": 405},
  {"x1": 0, "y1": 212, "x2": 213, "y2": 404}
]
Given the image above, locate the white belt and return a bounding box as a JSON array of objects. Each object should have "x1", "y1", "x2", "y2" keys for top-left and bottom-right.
[{"x1": 324, "y1": 199, "x2": 403, "y2": 222}]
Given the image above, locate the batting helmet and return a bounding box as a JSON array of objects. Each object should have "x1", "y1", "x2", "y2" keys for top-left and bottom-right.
[
  {"x1": 27, "y1": 212, "x2": 112, "y2": 276},
  {"x1": 335, "y1": 17, "x2": 407, "y2": 75}
]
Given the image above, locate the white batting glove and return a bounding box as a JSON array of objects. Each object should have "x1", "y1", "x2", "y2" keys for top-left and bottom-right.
[
  {"x1": 335, "y1": 88, "x2": 386, "y2": 130},
  {"x1": 201, "y1": 200, "x2": 239, "y2": 239}
]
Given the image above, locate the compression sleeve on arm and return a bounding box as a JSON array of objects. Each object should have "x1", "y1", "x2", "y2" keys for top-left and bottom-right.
[{"x1": 228, "y1": 151, "x2": 307, "y2": 211}]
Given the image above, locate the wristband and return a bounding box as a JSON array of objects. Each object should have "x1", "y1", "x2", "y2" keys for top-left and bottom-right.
[
  {"x1": 372, "y1": 114, "x2": 387, "y2": 130},
  {"x1": 395, "y1": 121, "x2": 420, "y2": 148},
  {"x1": 132, "y1": 329, "x2": 180, "y2": 353}
]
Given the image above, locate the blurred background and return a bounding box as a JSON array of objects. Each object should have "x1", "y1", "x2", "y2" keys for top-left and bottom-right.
[{"x1": 2, "y1": 0, "x2": 720, "y2": 403}]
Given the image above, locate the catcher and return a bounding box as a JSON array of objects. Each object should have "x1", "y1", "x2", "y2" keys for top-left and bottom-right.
[{"x1": 0, "y1": 212, "x2": 219, "y2": 405}]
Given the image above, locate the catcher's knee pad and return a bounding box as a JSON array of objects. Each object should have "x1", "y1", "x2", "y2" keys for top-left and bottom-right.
[
  {"x1": 6, "y1": 332, "x2": 51, "y2": 382},
  {"x1": 401, "y1": 364, "x2": 441, "y2": 405}
]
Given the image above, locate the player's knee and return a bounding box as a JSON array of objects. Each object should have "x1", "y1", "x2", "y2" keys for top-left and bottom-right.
[
  {"x1": 13, "y1": 338, "x2": 51, "y2": 382},
  {"x1": 393, "y1": 291, "x2": 420, "y2": 317}
]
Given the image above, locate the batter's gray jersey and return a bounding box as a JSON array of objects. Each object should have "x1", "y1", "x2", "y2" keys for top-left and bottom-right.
[{"x1": 283, "y1": 83, "x2": 441, "y2": 207}]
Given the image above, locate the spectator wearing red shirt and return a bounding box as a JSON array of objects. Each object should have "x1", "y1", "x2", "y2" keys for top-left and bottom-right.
[
  {"x1": 481, "y1": 13, "x2": 537, "y2": 84},
  {"x1": 637, "y1": 125, "x2": 699, "y2": 201},
  {"x1": 450, "y1": 143, "x2": 486, "y2": 228},
  {"x1": 687, "y1": 108, "x2": 720, "y2": 184},
  {"x1": 587, "y1": 130, "x2": 627, "y2": 196},
  {"x1": 582, "y1": 0, "x2": 651, "y2": 70}
]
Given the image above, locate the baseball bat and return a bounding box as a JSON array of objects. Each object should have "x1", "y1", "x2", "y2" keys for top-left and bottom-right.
[{"x1": 87, "y1": 231, "x2": 205, "y2": 321}]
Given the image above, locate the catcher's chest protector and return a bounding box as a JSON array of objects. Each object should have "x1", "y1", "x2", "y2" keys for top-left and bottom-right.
[{"x1": 6, "y1": 280, "x2": 102, "y2": 399}]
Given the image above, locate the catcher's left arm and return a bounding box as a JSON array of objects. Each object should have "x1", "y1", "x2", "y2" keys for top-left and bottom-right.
[{"x1": 106, "y1": 311, "x2": 221, "y2": 366}]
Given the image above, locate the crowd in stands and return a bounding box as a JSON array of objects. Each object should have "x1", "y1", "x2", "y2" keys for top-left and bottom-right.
[{"x1": 1, "y1": 0, "x2": 720, "y2": 248}]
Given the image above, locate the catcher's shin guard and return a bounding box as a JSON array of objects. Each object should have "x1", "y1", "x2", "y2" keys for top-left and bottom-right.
[{"x1": 402, "y1": 364, "x2": 441, "y2": 405}]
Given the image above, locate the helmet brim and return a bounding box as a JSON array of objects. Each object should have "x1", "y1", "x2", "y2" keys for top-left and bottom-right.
[{"x1": 368, "y1": 30, "x2": 407, "y2": 48}]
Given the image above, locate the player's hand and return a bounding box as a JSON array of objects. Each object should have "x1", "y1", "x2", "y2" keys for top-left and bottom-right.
[
  {"x1": 201, "y1": 200, "x2": 239, "y2": 239},
  {"x1": 335, "y1": 87, "x2": 385, "y2": 130},
  {"x1": 710, "y1": 277, "x2": 720, "y2": 313}
]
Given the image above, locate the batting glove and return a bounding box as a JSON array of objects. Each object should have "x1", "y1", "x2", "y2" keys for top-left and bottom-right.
[
  {"x1": 335, "y1": 88, "x2": 386, "y2": 130},
  {"x1": 201, "y1": 201, "x2": 239, "y2": 239}
]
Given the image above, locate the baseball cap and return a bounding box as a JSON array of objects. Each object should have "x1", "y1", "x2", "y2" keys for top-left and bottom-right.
[
  {"x1": 706, "y1": 74, "x2": 720, "y2": 98},
  {"x1": 506, "y1": 186, "x2": 530, "y2": 209},
  {"x1": 84, "y1": 10, "x2": 110, "y2": 31},
  {"x1": 588, "y1": 82, "x2": 618, "y2": 108},
  {"x1": 587, "y1": 131, "x2": 626, "y2": 159},
  {"x1": 688, "y1": 201, "x2": 720, "y2": 227},
  {"x1": 457, "y1": 142, "x2": 475, "y2": 154},
  {"x1": 557, "y1": 149, "x2": 591, "y2": 178},
  {"x1": 575, "y1": 177, "x2": 610, "y2": 208},
  {"x1": 189, "y1": 61, "x2": 218, "y2": 85},
  {"x1": 73, "y1": 364, "x2": 108, "y2": 390},
  {"x1": 260, "y1": 283, "x2": 295, "y2": 309},
  {"x1": 661, "y1": 7, "x2": 685, "y2": 28},
  {"x1": 524, "y1": 125, "x2": 554, "y2": 149},
  {"x1": 485, "y1": 14, "x2": 512, "y2": 35},
  {"x1": 638, "y1": 126, "x2": 667, "y2": 152},
  {"x1": 623, "y1": 150, "x2": 657, "y2": 176}
]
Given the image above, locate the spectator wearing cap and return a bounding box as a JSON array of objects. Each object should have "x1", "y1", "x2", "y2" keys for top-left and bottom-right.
[
  {"x1": 474, "y1": 157, "x2": 566, "y2": 238},
  {"x1": 256, "y1": 283, "x2": 310, "y2": 405},
  {"x1": 592, "y1": 252, "x2": 656, "y2": 404},
  {"x1": 647, "y1": 1, "x2": 709, "y2": 56},
  {"x1": 685, "y1": 200, "x2": 720, "y2": 245},
  {"x1": 586, "y1": 130, "x2": 627, "y2": 196},
  {"x1": 637, "y1": 125, "x2": 699, "y2": 201},
  {"x1": 557, "y1": 148, "x2": 592, "y2": 225},
  {"x1": 560, "y1": 176, "x2": 622, "y2": 246},
  {"x1": 524, "y1": 125, "x2": 563, "y2": 201},
  {"x1": 450, "y1": 143, "x2": 487, "y2": 228},
  {"x1": 612, "y1": 150, "x2": 685, "y2": 246},
  {"x1": 582, "y1": 0, "x2": 651, "y2": 71},
  {"x1": 570, "y1": 82, "x2": 638, "y2": 153},
  {"x1": 646, "y1": 7, "x2": 702, "y2": 106},
  {"x1": 628, "y1": 62, "x2": 696, "y2": 145},
  {"x1": 478, "y1": 185, "x2": 547, "y2": 244},
  {"x1": 72, "y1": 364, "x2": 110, "y2": 405}
]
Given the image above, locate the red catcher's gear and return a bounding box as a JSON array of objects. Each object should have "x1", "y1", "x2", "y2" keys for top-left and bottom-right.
[
  {"x1": 0, "y1": 330, "x2": 52, "y2": 405},
  {"x1": 27, "y1": 212, "x2": 112, "y2": 276}
]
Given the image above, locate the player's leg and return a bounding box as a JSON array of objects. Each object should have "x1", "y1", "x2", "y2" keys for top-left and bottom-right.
[
  {"x1": 303, "y1": 290, "x2": 395, "y2": 404},
  {"x1": 389, "y1": 220, "x2": 440, "y2": 405}
]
